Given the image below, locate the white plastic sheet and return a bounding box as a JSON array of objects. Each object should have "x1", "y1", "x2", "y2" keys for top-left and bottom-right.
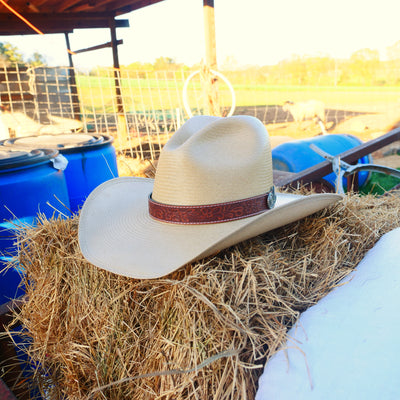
[{"x1": 256, "y1": 228, "x2": 400, "y2": 400}]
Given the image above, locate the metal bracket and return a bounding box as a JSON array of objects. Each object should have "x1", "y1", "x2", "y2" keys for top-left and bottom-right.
[{"x1": 309, "y1": 143, "x2": 400, "y2": 193}]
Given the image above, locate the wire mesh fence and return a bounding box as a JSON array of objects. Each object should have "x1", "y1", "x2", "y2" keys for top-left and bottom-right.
[{"x1": 1, "y1": 63, "x2": 400, "y2": 162}]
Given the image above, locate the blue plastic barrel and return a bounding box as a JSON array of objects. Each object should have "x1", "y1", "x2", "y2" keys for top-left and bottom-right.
[
  {"x1": 0, "y1": 256, "x2": 25, "y2": 304},
  {"x1": 0, "y1": 216, "x2": 35, "y2": 256},
  {"x1": 0, "y1": 217, "x2": 35, "y2": 306},
  {"x1": 271, "y1": 134, "x2": 371, "y2": 189},
  {"x1": 0, "y1": 223, "x2": 41, "y2": 397},
  {"x1": 0, "y1": 149, "x2": 71, "y2": 222},
  {"x1": 2, "y1": 134, "x2": 119, "y2": 213}
]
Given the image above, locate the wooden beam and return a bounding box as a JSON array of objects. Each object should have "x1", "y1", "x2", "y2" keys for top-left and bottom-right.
[
  {"x1": 69, "y1": 0, "x2": 114, "y2": 12},
  {"x1": 203, "y1": 0, "x2": 217, "y2": 68},
  {"x1": 110, "y1": 0, "x2": 165, "y2": 15},
  {"x1": 64, "y1": 32, "x2": 81, "y2": 121},
  {"x1": 0, "y1": 13, "x2": 129, "y2": 35},
  {"x1": 55, "y1": 0, "x2": 164, "y2": 13},
  {"x1": 109, "y1": 17, "x2": 128, "y2": 145},
  {"x1": 65, "y1": 32, "x2": 74, "y2": 68},
  {"x1": 0, "y1": 378, "x2": 17, "y2": 400},
  {"x1": 67, "y1": 3, "x2": 109, "y2": 12},
  {"x1": 4, "y1": 12, "x2": 131, "y2": 23},
  {"x1": 56, "y1": 0, "x2": 85, "y2": 12},
  {"x1": 72, "y1": 39, "x2": 123, "y2": 54},
  {"x1": 0, "y1": 297, "x2": 27, "y2": 400},
  {"x1": 110, "y1": 17, "x2": 124, "y2": 115},
  {"x1": 26, "y1": 2, "x2": 41, "y2": 13}
]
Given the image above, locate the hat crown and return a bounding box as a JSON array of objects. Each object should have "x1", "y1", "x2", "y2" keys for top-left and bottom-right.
[{"x1": 152, "y1": 116, "x2": 273, "y2": 206}]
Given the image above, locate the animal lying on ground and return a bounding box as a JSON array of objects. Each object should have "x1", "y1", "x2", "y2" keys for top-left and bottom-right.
[{"x1": 283, "y1": 100, "x2": 326, "y2": 125}]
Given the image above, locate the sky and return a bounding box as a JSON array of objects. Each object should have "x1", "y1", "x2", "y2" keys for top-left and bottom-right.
[{"x1": 1, "y1": 0, "x2": 400, "y2": 69}]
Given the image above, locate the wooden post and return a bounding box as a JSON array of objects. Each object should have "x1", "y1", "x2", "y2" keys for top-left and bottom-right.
[
  {"x1": 203, "y1": 0, "x2": 217, "y2": 69},
  {"x1": 64, "y1": 32, "x2": 81, "y2": 121},
  {"x1": 64, "y1": 32, "x2": 74, "y2": 69},
  {"x1": 203, "y1": 0, "x2": 220, "y2": 116},
  {"x1": 109, "y1": 17, "x2": 127, "y2": 146}
]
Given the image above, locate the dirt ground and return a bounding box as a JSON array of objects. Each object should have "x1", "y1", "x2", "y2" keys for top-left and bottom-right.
[
  {"x1": 117, "y1": 102, "x2": 400, "y2": 176},
  {"x1": 235, "y1": 103, "x2": 400, "y2": 140},
  {"x1": 261, "y1": 103, "x2": 400, "y2": 169}
]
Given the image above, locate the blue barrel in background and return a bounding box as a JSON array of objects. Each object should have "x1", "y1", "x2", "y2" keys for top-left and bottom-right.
[
  {"x1": 0, "y1": 217, "x2": 35, "y2": 306},
  {"x1": 0, "y1": 149, "x2": 66, "y2": 307},
  {"x1": 2, "y1": 134, "x2": 119, "y2": 213},
  {"x1": 0, "y1": 217, "x2": 40, "y2": 398},
  {"x1": 0, "y1": 256, "x2": 25, "y2": 304},
  {"x1": 271, "y1": 134, "x2": 371, "y2": 189},
  {"x1": 0, "y1": 216, "x2": 35, "y2": 256},
  {"x1": 0, "y1": 149, "x2": 71, "y2": 222}
]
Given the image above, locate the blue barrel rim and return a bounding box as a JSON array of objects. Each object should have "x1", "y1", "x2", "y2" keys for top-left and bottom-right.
[
  {"x1": 1, "y1": 133, "x2": 118, "y2": 215},
  {"x1": 1, "y1": 134, "x2": 114, "y2": 154},
  {"x1": 0, "y1": 148, "x2": 59, "y2": 171}
]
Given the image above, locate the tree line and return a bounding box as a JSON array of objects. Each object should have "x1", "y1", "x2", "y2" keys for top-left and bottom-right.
[
  {"x1": 228, "y1": 48, "x2": 400, "y2": 87},
  {"x1": 98, "y1": 47, "x2": 400, "y2": 87},
  {"x1": 0, "y1": 41, "x2": 46, "y2": 66},
  {"x1": 3, "y1": 40, "x2": 400, "y2": 86}
]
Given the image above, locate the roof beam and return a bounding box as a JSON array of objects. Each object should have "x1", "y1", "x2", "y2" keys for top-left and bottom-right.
[
  {"x1": 110, "y1": 0, "x2": 165, "y2": 15},
  {"x1": 0, "y1": 13, "x2": 129, "y2": 35},
  {"x1": 56, "y1": 0, "x2": 86, "y2": 12}
]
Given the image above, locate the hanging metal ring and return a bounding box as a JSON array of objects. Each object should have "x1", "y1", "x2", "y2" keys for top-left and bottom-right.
[{"x1": 182, "y1": 69, "x2": 236, "y2": 118}]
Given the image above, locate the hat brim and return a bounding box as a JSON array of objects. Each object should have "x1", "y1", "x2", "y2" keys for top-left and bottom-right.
[{"x1": 78, "y1": 177, "x2": 342, "y2": 279}]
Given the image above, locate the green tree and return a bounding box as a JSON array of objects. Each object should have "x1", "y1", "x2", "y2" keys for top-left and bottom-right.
[
  {"x1": 348, "y1": 48, "x2": 380, "y2": 84},
  {"x1": 153, "y1": 56, "x2": 176, "y2": 70},
  {"x1": 0, "y1": 42, "x2": 24, "y2": 64},
  {"x1": 278, "y1": 55, "x2": 309, "y2": 85},
  {"x1": 27, "y1": 51, "x2": 47, "y2": 66},
  {"x1": 384, "y1": 41, "x2": 400, "y2": 84},
  {"x1": 386, "y1": 40, "x2": 400, "y2": 61},
  {"x1": 125, "y1": 61, "x2": 154, "y2": 71}
]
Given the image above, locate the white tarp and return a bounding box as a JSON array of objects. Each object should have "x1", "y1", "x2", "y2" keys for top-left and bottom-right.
[{"x1": 256, "y1": 227, "x2": 400, "y2": 400}]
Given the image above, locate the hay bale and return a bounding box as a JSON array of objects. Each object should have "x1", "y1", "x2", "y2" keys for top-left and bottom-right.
[
  {"x1": 7, "y1": 193, "x2": 400, "y2": 399},
  {"x1": 116, "y1": 154, "x2": 157, "y2": 178}
]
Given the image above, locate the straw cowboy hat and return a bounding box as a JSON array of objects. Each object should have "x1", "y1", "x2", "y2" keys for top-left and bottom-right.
[{"x1": 78, "y1": 115, "x2": 342, "y2": 279}]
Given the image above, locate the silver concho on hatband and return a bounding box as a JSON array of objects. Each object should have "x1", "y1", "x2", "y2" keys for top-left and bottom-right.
[{"x1": 267, "y1": 186, "x2": 276, "y2": 209}]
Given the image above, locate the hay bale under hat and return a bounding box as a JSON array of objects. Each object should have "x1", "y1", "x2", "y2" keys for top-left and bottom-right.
[{"x1": 6, "y1": 193, "x2": 400, "y2": 399}]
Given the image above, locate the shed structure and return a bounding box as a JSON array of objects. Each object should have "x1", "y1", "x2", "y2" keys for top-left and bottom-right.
[
  {"x1": 0, "y1": 0, "x2": 166, "y2": 138},
  {"x1": 0, "y1": 0, "x2": 165, "y2": 35}
]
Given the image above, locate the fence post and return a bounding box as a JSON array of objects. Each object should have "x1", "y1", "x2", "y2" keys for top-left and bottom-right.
[
  {"x1": 64, "y1": 32, "x2": 81, "y2": 121},
  {"x1": 203, "y1": 0, "x2": 220, "y2": 116},
  {"x1": 109, "y1": 17, "x2": 127, "y2": 147}
]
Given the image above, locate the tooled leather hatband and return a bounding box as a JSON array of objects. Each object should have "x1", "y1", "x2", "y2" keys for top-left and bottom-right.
[{"x1": 148, "y1": 187, "x2": 276, "y2": 225}]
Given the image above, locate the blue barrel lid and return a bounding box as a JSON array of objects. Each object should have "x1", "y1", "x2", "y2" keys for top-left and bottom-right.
[
  {"x1": 1, "y1": 134, "x2": 114, "y2": 154},
  {"x1": 0, "y1": 148, "x2": 58, "y2": 171}
]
